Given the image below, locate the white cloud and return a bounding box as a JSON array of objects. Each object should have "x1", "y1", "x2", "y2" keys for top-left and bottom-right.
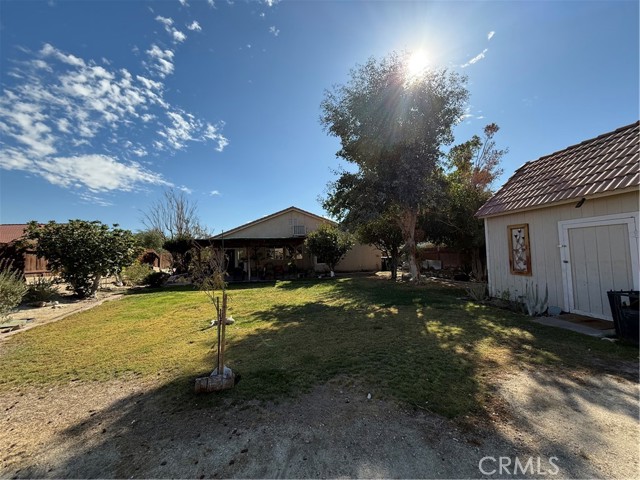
[
  {"x1": 146, "y1": 44, "x2": 175, "y2": 77},
  {"x1": 156, "y1": 15, "x2": 173, "y2": 28},
  {"x1": 40, "y1": 43, "x2": 85, "y2": 67},
  {"x1": 269, "y1": 26, "x2": 280, "y2": 37},
  {"x1": 264, "y1": 0, "x2": 279, "y2": 6},
  {"x1": 461, "y1": 48, "x2": 488, "y2": 68},
  {"x1": 0, "y1": 44, "x2": 228, "y2": 202},
  {"x1": 179, "y1": 0, "x2": 189, "y2": 6},
  {"x1": 488, "y1": 31, "x2": 495, "y2": 41},
  {"x1": 179, "y1": 185, "x2": 192, "y2": 194},
  {"x1": 187, "y1": 21, "x2": 202, "y2": 32},
  {"x1": 158, "y1": 110, "x2": 228, "y2": 152},
  {"x1": 207, "y1": 0, "x2": 215, "y2": 7},
  {"x1": 209, "y1": 190, "x2": 220, "y2": 196},
  {"x1": 155, "y1": 15, "x2": 187, "y2": 43},
  {"x1": 1, "y1": 152, "x2": 169, "y2": 193},
  {"x1": 173, "y1": 30, "x2": 186, "y2": 43}
]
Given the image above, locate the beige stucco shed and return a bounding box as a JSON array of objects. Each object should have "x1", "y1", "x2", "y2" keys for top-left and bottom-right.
[{"x1": 477, "y1": 121, "x2": 639, "y2": 320}]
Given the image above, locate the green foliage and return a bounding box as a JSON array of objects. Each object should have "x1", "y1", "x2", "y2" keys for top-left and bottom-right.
[
  {"x1": 25, "y1": 277, "x2": 59, "y2": 303},
  {"x1": 420, "y1": 124, "x2": 506, "y2": 280},
  {"x1": 122, "y1": 262, "x2": 154, "y2": 286},
  {"x1": 163, "y1": 236, "x2": 194, "y2": 274},
  {"x1": 134, "y1": 229, "x2": 165, "y2": 251},
  {"x1": 145, "y1": 271, "x2": 170, "y2": 288},
  {"x1": 320, "y1": 51, "x2": 469, "y2": 278},
  {"x1": 305, "y1": 224, "x2": 354, "y2": 273},
  {"x1": 25, "y1": 220, "x2": 140, "y2": 298},
  {"x1": 354, "y1": 213, "x2": 404, "y2": 280},
  {"x1": 0, "y1": 260, "x2": 28, "y2": 319}
]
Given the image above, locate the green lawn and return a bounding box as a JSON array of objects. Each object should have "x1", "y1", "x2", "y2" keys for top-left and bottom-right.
[{"x1": 0, "y1": 276, "x2": 636, "y2": 417}]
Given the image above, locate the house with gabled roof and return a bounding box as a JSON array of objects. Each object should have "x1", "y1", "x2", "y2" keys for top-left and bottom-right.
[
  {"x1": 476, "y1": 121, "x2": 639, "y2": 320},
  {"x1": 201, "y1": 206, "x2": 381, "y2": 281}
]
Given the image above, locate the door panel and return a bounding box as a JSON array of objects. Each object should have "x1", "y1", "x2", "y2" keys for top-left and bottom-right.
[{"x1": 568, "y1": 224, "x2": 633, "y2": 319}]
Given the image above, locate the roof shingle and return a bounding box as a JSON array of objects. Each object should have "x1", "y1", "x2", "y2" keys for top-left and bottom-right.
[
  {"x1": 476, "y1": 121, "x2": 640, "y2": 218},
  {"x1": 0, "y1": 224, "x2": 28, "y2": 244}
]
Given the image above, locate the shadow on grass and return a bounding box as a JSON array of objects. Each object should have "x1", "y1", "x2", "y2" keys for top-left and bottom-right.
[{"x1": 12, "y1": 276, "x2": 639, "y2": 478}]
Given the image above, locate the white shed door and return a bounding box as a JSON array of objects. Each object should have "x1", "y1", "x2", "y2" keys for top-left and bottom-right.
[{"x1": 567, "y1": 223, "x2": 634, "y2": 320}]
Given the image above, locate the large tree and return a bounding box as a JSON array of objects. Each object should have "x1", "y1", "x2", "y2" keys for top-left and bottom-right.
[
  {"x1": 25, "y1": 220, "x2": 139, "y2": 298},
  {"x1": 420, "y1": 123, "x2": 506, "y2": 279},
  {"x1": 142, "y1": 188, "x2": 209, "y2": 273},
  {"x1": 142, "y1": 188, "x2": 209, "y2": 240},
  {"x1": 320, "y1": 51, "x2": 468, "y2": 279}
]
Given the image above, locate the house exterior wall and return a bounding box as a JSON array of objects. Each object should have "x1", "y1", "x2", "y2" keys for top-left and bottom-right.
[
  {"x1": 224, "y1": 211, "x2": 324, "y2": 239},
  {"x1": 221, "y1": 209, "x2": 381, "y2": 273},
  {"x1": 335, "y1": 243, "x2": 381, "y2": 272},
  {"x1": 484, "y1": 190, "x2": 639, "y2": 313}
]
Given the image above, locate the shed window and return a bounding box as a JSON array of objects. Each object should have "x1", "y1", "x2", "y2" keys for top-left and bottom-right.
[{"x1": 508, "y1": 224, "x2": 532, "y2": 275}]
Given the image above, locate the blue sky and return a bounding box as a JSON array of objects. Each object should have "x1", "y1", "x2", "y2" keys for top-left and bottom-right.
[{"x1": 1, "y1": 0, "x2": 638, "y2": 234}]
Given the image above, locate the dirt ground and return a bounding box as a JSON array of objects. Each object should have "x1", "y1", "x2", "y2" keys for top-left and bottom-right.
[
  {"x1": 1, "y1": 289, "x2": 639, "y2": 479},
  {"x1": 1, "y1": 287, "x2": 127, "y2": 340}
]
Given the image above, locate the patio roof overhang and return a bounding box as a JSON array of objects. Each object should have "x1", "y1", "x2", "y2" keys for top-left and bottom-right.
[{"x1": 194, "y1": 237, "x2": 306, "y2": 249}]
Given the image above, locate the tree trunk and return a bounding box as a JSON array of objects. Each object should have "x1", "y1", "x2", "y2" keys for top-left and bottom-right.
[
  {"x1": 398, "y1": 209, "x2": 419, "y2": 281},
  {"x1": 390, "y1": 253, "x2": 398, "y2": 281},
  {"x1": 470, "y1": 247, "x2": 487, "y2": 281},
  {"x1": 90, "y1": 274, "x2": 102, "y2": 298}
]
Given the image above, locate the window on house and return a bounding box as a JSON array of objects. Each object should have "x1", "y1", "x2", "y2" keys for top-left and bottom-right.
[{"x1": 508, "y1": 224, "x2": 532, "y2": 275}]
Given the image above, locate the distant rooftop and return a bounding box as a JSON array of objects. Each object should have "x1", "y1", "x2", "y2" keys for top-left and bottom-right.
[
  {"x1": 476, "y1": 121, "x2": 639, "y2": 218},
  {"x1": 0, "y1": 224, "x2": 28, "y2": 244}
]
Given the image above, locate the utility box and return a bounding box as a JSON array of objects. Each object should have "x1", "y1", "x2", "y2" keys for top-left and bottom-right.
[{"x1": 606, "y1": 290, "x2": 639, "y2": 345}]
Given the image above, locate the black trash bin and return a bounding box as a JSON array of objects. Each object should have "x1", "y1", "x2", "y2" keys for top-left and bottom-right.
[{"x1": 606, "y1": 290, "x2": 639, "y2": 345}]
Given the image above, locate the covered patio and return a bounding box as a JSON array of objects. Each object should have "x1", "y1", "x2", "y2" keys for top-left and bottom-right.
[{"x1": 194, "y1": 237, "x2": 314, "y2": 282}]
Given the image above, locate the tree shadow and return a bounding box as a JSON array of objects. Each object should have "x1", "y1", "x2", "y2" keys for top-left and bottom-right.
[{"x1": 8, "y1": 277, "x2": 638, "y2": 478}]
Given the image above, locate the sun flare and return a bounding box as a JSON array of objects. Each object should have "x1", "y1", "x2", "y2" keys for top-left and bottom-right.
[{"x1": 406, "y1": 49, "x2": 429, "y2": 79}]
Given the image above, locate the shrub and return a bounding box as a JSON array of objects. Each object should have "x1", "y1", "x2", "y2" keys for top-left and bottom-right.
[
  {"x1": 145, "y1": 271, "x2": 170, "y2": 288},
  {"x1": 122, "y1": 262, "x2": 153, "y2": 286},
  {"x1": 0, "y1": 260, "x2": 28, "y2": 320},
  {"x1": 465, "y1": 282, "x2": 488, "y2": 302},
  {"x1": 25, "y1": 277, "x2": 59, "y2": 303}
]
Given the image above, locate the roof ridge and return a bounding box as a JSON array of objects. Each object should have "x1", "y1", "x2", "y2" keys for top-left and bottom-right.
[
  {"x1": 476, "y1": 121, "x2": 639, "y2": 218},
  {"x1": 210, "y1": 206, "x2": 333, "y2": 239},
  {"x1": 520, "y1": 120, "x2": 639, "y2": 170}
]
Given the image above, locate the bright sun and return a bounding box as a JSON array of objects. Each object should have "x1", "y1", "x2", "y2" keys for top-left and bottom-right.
[{"x1": 406, "y1": 49, "x2": 429, "y2": 78}]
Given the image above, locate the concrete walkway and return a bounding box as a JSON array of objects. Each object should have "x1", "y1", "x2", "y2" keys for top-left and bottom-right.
[{"x1": 532, "y1": 316, "x2": 616, "y2": 337}]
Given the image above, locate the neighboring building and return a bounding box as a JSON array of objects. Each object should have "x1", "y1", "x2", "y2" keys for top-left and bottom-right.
[
  {"x1": 476, "y1": 121, "x2": 639, "y2": 320},
  {"x1": 0, "y1": 224, "x2": 49, "y2": 276},
  {"x1": 139, "y1": 249, "x2": 173, "y2": 271},
  {"x1": 201, "y1": 206, "x2": 381, "y2": 281}
]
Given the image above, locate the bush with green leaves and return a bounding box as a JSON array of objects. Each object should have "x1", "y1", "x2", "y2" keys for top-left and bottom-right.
[
  {"x1": 0, "y1": 260, "x2": 28, "y2": 320},
  {"x1": 122, "y1": 262, "x2": 154, "y2": 286},
  {"x1": 25, "y1": 277, "x2": 59, "y2": 303},
  {"x1": 26, "y1": 220, "x2": 140, "y2": 298},
  {"x1": 145, "y1": 271, "x2": 170, "y2": 288},
  {"x1": 304, "y1": 224, "x2": 354, "y2": 275}
]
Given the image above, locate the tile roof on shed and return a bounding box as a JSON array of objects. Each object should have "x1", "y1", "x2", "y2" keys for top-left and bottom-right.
[
  {"x1": 0, "y1": 224, "x2": 28, "y2": 244},
  {"x1": 476, "y1": 121, "x2": 639, "y2": 218}
]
